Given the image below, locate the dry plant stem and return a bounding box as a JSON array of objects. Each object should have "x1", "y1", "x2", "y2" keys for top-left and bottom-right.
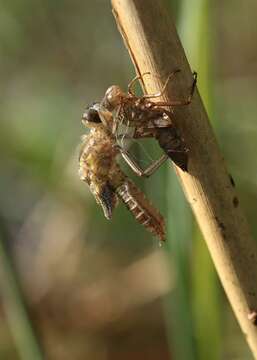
[{"x1": 111, "y1": 0, "x2": 257, "y2": 356}]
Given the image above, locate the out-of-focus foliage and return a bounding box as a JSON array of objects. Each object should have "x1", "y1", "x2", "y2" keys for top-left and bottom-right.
[{"x1": 0, "y1": 0, "x2": 256, "y2": 359}]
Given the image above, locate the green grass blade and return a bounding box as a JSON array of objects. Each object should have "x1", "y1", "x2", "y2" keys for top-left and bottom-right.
[
  {"x1": 178, "y1": 0, "x2": 222, "y2": 359},
  {"x1": 165, "y1": 170, "x2": 196, "y2": 360},
  {"x1": 0, "y1": 226, "x2": 43, "y2": 360}
]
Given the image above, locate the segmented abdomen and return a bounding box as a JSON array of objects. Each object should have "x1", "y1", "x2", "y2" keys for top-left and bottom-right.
[{"x1": 116, "y1": 180, "x2": 165, "y2": 241}]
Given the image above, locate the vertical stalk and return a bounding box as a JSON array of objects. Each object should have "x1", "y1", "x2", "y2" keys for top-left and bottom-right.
[{"x1": 111, "y1": 1, "x2": 257, "y2": 357}]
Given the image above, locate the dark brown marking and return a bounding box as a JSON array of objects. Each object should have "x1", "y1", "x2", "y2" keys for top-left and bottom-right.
[
  {"x1": 215, "y1": 216, "x2": 226, "y2": 232},
  {"x1": 229, "y1": 174, "x2": 235, "y2": 187},
  {"x1": 233, "y1": 196, "x2": 239, "y2": 207}
]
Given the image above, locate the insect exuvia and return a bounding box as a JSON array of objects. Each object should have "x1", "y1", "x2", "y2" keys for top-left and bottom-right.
[
  {"x1": 79, "y1": 70, "x2": 196, "y2": 241},
  {"x1": 100, "y1": 70, "x2": 197, "y2": 172},
  {"x1": 79, "y1": 103, "x2": 165, "y2": 241}
]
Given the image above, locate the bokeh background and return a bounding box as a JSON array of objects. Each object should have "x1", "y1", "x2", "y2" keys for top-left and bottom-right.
[{"x1": 0, "y1": 0, "x2": 257, "y2": 359}]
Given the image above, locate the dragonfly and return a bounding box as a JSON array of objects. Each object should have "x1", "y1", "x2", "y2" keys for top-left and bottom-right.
[
  {"x1": 79, "y1": 103, "x2": 165, "y2": 241},
  {"x1": 99, "y1": 70, "x2": 197, "y2": 172}
]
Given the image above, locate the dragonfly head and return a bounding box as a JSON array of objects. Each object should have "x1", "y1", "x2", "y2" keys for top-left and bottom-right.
[{"x1": 82, "y1": 103, "x2": 102, "y2": 128}]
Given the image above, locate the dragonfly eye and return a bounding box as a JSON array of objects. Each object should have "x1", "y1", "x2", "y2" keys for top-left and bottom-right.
[{"x1": 82, "y1": 107, "x2": 101, "y2": 124}]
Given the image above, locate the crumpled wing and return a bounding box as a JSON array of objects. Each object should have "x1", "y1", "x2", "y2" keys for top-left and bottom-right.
[{"x1": 93, "y1": 182, "x2": 118, "y2": 220}]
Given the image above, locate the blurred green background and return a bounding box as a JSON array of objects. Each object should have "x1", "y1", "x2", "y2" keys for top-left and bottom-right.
[{"x1": 0, "y1": 0, "x2": 257, "y2": 359}]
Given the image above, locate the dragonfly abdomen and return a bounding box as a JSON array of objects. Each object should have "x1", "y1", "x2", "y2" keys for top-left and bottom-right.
[
  {"x1": 116, "y1": 180, "x2": 165, "y2": 241},
  {"x1": 156, "y1": 127, "x2": 189, "y2": 171}
]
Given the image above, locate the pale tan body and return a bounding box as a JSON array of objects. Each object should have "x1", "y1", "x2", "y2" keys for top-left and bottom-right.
[{"x1": 79, "y1": 123, "x2": 165, "y2": 241}]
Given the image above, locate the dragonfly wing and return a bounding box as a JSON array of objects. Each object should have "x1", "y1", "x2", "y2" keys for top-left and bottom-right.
[{"x1": 95, "y1": 182, "x2": 118, "y2": 220}]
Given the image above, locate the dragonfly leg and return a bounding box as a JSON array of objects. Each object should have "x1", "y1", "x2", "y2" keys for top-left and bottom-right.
[
  {"x1": 142, "y1": 69, "x2": 181, "y2": 99},
  {"x1": 128, "y1": 72, "x2": 151, "y2": 96},
  {"x1": 128, "y1": 69, "x2": 181, "y2": 97},
  {"x1": 150, "y1": 71, "x2": 197, "y2": 106},
  {"x1": 117, "y1": 145, "x2": 168, "y2": 177}
]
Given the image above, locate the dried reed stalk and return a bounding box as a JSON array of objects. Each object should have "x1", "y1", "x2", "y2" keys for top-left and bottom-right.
[{"x1": 111, "y1": 0, "x2": 257, "y2": 356}]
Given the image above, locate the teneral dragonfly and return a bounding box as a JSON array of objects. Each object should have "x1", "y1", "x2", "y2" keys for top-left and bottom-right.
[
  {"x1": 79, "y1": 103, "x2": 165, "y2": 241},
  {"x1": 100, "y1": 70, "x2": 197, "y2": 172}
]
